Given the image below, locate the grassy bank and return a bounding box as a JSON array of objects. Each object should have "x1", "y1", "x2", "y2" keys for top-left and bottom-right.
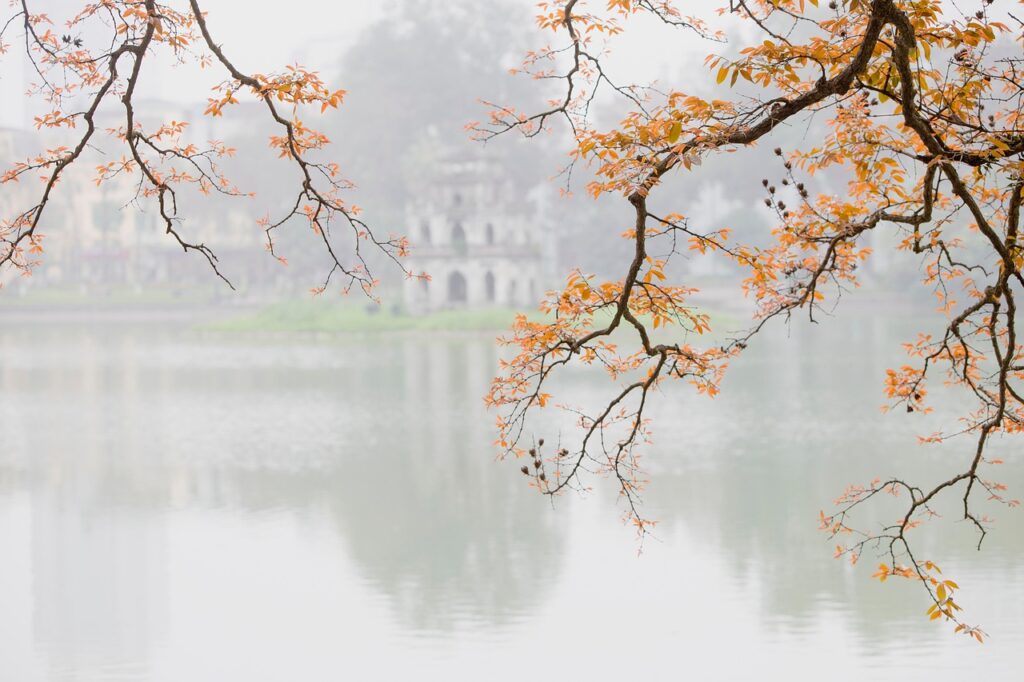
[
  {"x1": 202, "y1": 300, "x2": 541, "y2": 333},
  {"x1": 202, "y1": 298, "x2": 740, "y2": 338}
]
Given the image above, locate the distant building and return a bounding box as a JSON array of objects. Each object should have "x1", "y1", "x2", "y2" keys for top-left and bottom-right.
[
  {"x1": 403, "y1": 152, "x2": 546, "y2": 313},
  {"x1": 0, "y1": 113, "x2": 273, "y2": 293},
  {"x1": 3, "y1": 120, "x2": 555, "y2": 301}
]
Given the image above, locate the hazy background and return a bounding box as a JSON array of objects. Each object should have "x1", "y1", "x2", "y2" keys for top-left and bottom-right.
[{"x1": 1, "y1": 2, "x2": 1022, "y2": 680}]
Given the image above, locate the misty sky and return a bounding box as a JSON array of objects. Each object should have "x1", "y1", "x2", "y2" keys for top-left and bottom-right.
[
  {"x1": 0, "y1": 0, "x2": 737, "y2": 130},
  {"x1": 0, "y1": 0, "x2": 385, "y2": 127}
]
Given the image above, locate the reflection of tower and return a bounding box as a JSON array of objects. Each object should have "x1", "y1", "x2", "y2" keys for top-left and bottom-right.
[
  {"x1": 320, "y1": 335, "x2": 564, "y2": 631},
  {"x1": 403, "y1": 150, "x2": 544, "y2": 313}
]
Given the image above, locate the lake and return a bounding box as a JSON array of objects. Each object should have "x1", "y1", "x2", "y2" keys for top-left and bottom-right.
[{"x1": 0, "y1": 306, "x2": 1021, "y2": 680}]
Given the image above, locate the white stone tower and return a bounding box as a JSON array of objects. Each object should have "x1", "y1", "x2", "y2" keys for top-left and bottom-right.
[{"x1": 403, "y1": 150, "x2": 544, "y2": 313}]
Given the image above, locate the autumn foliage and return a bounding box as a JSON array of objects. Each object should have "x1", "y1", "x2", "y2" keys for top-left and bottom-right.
[
  {"x1": 0, "y1": 0, "x2": 412, "y2": 294},
  {"x1": 3, "y1": 0, "x2": 1023, "y2": 642},
  {"x1": 476, "y1": 0, "x2": 1024, "y2": 641}
]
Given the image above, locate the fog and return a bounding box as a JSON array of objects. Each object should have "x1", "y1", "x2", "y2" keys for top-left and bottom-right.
[{"x1": 1, "y1": 1, "x2": 1022, "y2": 680}]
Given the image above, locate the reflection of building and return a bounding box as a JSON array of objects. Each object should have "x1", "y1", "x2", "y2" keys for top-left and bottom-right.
[
  {"x1": 31, "y1": 484, "x2": 167, "y2": 680},
  {"x1": 403, "y1": 152, "x2": 545, "y2": 312}
]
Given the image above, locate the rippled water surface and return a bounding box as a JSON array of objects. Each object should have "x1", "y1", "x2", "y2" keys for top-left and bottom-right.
[{"x1": 0, "y1": 310, "x2": 1021, "y2": 680}]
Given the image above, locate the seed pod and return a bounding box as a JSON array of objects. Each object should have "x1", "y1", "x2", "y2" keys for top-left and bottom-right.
[{"x1": 521, "y1": 465, "x2": 529, "y2": 475}]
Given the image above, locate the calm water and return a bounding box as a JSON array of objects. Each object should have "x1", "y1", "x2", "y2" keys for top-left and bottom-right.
[{"x1": 0, "y1": 308, "x2": 1021, "y2": 680}]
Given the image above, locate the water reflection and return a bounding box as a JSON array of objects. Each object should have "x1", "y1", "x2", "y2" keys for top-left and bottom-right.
[
  {"x1": 0, "y1": 324, "x2": 563, "y2": 654},
  {"x1": 631, "y1": 313, "x2": 1024, "y2": 652},
  {"x1": 0, "y1": 312, "x2": 1021, "y2": 679}
]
